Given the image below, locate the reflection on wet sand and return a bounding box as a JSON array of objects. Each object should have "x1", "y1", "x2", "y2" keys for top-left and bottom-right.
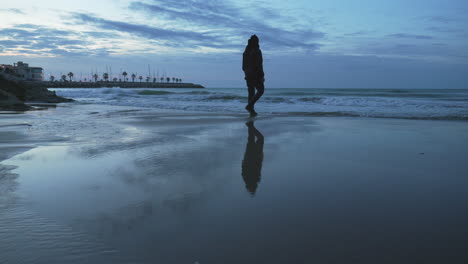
[{"x1": 242, "y1": 121, "x2": 264, "y2": 196}]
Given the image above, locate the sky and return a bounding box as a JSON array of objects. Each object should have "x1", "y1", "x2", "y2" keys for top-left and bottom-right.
[{"x1": 0, "y1": 0, "x2": 467, "y2": 88}]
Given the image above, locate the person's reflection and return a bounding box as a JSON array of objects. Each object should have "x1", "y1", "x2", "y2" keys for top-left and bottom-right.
[{"x1": 242, "y1": 121, "x2": 264, "y2": 196}]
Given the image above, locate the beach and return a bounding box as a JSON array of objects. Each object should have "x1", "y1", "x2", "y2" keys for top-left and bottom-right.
[{"x1": 1, "y1": 96, "x2": 468, "y2": 263}]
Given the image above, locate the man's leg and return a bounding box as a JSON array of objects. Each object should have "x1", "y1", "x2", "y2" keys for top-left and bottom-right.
[
  {"x1": 246, "y1": 79, "x2": 255, "y2": 111},
  {"x1": 251, "y1": 80, "x2": 265, "y2": 106}
]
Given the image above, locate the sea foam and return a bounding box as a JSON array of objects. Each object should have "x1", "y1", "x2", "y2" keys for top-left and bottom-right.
[{"x1": 52, "y1": 88, "x2": 468, "y2": 121}]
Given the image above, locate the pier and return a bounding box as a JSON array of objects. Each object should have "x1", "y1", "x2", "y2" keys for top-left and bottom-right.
[{"x1": 26, "y1": 81, "x2": 205, "y2": 89}]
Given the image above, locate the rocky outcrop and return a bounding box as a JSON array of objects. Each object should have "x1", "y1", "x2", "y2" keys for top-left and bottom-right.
[
  {"x1": 23, "y1": 85, "x2": 74, "y2": 103},
  {"x1": 0, "y1": 88, "x2": 31, "y2": 111},
  {"x1": 0, "y1": 74, "x2": 72, "y2": 111}
]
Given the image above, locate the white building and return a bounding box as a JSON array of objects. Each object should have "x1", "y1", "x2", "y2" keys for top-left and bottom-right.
[{"x1": 0, "y1": 61, "x2": 43, "y2": 81}]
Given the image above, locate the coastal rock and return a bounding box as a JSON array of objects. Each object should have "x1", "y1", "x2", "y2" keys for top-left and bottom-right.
[
  {"x1": 0, "y1": 89, "x2": 31, "y2": 111},
  {"x1": 0, "y1": 74, "x2": 72, "y2": 111},
  {"x1": 23, "y1": 85, "x2": 74, "y2": 103},
  {"x1": 0, "y1": 77, "x2": 26, "y2": 101}
]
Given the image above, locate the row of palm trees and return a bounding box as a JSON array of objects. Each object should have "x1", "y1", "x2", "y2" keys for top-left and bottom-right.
[{"x1": 50, "y1": 71, "x2": 183, "y2": 83}]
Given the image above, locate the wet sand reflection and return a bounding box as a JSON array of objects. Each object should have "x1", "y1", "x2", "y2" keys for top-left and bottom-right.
[{"x1": 241, "y1": 121, "x2": 264, "y2": 196}]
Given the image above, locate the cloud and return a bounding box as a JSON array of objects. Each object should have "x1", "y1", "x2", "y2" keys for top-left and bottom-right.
[
  {"x1": 425, "y1": 15, "x2": 458, "y2": 24},
  {"x1": 70, "y1": 12, "x2": 223, "y2": 47},
  {"x1": 0, "y1": 40, "x2": 31, "y2": 46},
  {"x1": 343, "y1": 31, "x2": 373, "y2": 37},
  {"x1": 81, "y1": 31, "x2": 120, "y2": 39},
  {"x1": 128, "y1": 0, "x2": 323, "y2": 50},
  {"x1": 0, "y1": 28, "x2": 39, "y2": 38},
  {"x1": 362, "y1": 42, "x2": 466, "y2": 61},
  {"x1": 0, "y1": 25, "x2": 112, "y2": 57},
  {"x1": 51, "y1": 47, "x2": 110, "y2": 57},
  {"x1": 426, "y1": 26, "x2": 463, "y2": 33},
  {"x1": 388, "y1": 33, "x2": 434, "y2": 40},
  {"x1": 3, "y1": 0, "x2": 324, "y2": 57},
  {"x1": 0, "y1": 8, "x2": 25, "y2": 14}
]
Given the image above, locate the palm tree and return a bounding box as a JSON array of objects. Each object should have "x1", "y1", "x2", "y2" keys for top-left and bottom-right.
[
  {"x1": 103, "y1": 73, "x2": 109, "y2": 82},
  {"x1": 113, "y1": 77, "x2": 117, "y2": 82},
  {"x1": 153, "y1": 77, "x2": 157, "y2": 83},
  {"x1": 93, "y1": 73, "x2": 98, "y2": 82},
  {"x1": 146, "y1": 76, "x2": 150, "y2": 82},
  {"x1": 179, "y1": 78, "x2": 182, "y2": 83},
  {"x1": 160, "y1": 77, "x2": 164, "y2": 82},
  {"x1": 122, "y1": 71, "x2": 128, "y2": 82},
  {"x1": 139, "y1": 76, "x2": 143, "y2": 82},
  {"x1": 166, "y1": 77, "x2": 170, "y2": 83},
  {"x1": 50, "y1": 75, "x2": 55, "y2": 82},
  {"x1": 67, "y1": 72, "x2": 74, "y2": 82},
  {"x1": 172, "y1": 77, "x2": 175, "y2": 83},
  {"x1": 61, "y1": 75, "x2": 67, "y2": 82},
  {"x1": 131, "y1": 73, "x2": 136, "y2": 82}
]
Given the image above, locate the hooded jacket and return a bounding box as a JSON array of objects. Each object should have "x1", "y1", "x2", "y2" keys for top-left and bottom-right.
[{"x1": 242, "y1": 37, "x2": 264, "y2": 80}]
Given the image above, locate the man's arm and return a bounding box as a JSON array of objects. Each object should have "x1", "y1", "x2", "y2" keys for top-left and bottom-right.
[{"x1": 258, "y1": 50, "x2": 264, "y2": 77}]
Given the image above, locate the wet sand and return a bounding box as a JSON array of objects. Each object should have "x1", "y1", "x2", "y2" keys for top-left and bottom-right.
[{"x1": 1, "y1": 104, "x2": 468, "y2": 264}]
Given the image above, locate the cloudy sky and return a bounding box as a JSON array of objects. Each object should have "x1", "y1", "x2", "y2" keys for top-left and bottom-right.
[{"x1": 0, "y1": 0, "x2": 467, "y2": 88}]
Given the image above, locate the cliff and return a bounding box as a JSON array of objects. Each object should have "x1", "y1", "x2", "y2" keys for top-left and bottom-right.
[{"x1": 0, "y1": 75, "x2": 73, "y2": 111}]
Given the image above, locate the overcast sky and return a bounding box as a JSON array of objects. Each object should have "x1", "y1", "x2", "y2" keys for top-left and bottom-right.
[{"x1": 1, "y1": 0, "x2": 467, "y2": 88}]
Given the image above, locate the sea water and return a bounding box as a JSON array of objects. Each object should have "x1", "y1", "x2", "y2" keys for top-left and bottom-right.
[
  {"x1": 52, "y1": 87, "x2": 468, "y2": 120},
  {"x1": 2, "y1": 89, "x2": 468, "y2": 263}
]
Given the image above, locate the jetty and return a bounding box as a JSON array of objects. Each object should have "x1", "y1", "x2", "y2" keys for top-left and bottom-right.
[
  {"x1": 0, "y1": 62, "x2": 204, "y2": 89},
  {"x1": 25, "y1": 81, "x2": 204, "y2": 89}
]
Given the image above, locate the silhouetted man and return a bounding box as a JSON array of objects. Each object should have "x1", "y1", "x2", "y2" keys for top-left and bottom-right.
[
  {"x1": 242, "y1": 121, "x2": 264, "y2": 195},
  {"x1": 243, "y1": 35, "x2": 264, "y2": 116}
]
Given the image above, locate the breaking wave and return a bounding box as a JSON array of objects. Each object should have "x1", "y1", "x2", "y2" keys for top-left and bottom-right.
[
  {"x1": 204, "y1": 95, "x2": 246, "y2": 101},
  {"x1": 138, "y1": 90, "x2": 175, "y2": 95},
  {"x1": 52, "y1": 88, "x2": 468, "y2": 121}
]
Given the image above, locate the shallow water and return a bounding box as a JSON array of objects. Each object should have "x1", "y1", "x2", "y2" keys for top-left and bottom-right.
[
  {"x1": 1, "y1": 107, "x2": 468, "y2": 263},
  {"x1": 52, "y1": 87, "x2": 468, "y2": 121}
]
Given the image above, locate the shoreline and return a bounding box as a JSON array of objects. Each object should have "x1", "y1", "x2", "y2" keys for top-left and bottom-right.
[{"x1": 1, "y1": 103, "x2": 468, "y2": 263}]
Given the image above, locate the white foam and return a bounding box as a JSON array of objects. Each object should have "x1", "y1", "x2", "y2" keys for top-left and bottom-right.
[{"x1": 52, "y1": 88, "x2": 468, "y2": 120}]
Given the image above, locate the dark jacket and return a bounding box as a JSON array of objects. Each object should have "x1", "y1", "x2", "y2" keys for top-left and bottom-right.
[{"x1": 243, "y1": 47, "x2": 264, "y2": 81}]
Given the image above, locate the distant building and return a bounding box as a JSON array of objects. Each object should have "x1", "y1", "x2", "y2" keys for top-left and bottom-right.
[{"x1": 0, "y1": 61, "x2": 43, "y2": 81}]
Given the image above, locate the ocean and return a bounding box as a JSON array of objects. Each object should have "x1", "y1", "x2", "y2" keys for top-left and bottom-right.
[{"x1": 52, "y1": 88, "x2": 468, "y2": 121}]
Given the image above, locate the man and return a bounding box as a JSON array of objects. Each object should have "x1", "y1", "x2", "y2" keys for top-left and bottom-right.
[{"x1": 242, "y1": 35, "x2": 264, "y2": 116}]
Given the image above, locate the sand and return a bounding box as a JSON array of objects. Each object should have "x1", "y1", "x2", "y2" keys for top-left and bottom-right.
[{"x1": 1, "y1": 104, "x2": 468, "y2": 264}]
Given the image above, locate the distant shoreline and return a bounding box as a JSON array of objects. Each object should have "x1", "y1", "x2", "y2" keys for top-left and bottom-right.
[{"x1": 25, "y1": 81, "x2": 205, "y2": 89}]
